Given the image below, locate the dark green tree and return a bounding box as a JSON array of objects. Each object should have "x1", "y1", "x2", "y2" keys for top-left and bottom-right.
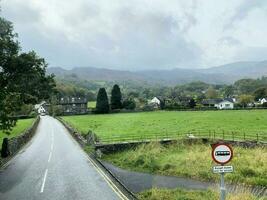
[
  {"x1": 110, "y1": 84, "x2": 122, "y2": 110},
  {"x1": 122, "y1": 98, "x2": 136, "y2": 110},
  {"x1": 188, "y1": 98, "x2": 196, "y2": 108},
  {"x1": 0, "y1": 16, "x2": 56, "y2": 132},
  {"x1": 253, "y1": 87, "x2": 267, "y2": 100},
  {"x1": 96, "y1": 88, "x2": 109, "y2": 113}
]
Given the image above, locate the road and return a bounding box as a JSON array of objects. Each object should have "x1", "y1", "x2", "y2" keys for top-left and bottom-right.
[{"x1": 0, "y1": 116, "x2": 125, "y2": 200}]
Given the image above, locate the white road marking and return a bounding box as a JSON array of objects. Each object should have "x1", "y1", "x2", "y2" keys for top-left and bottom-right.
[
  {"x1": 48, "y1": 152, "x2": 52, "y2": 163},
  {"x1": 40, "y1": 169, "x2": 48, "y2": 193}
]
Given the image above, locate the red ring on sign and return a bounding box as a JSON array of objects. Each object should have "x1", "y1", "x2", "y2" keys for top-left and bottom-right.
[{"x1": 211, "y1": 143, "x2": 233, "y2": 165}]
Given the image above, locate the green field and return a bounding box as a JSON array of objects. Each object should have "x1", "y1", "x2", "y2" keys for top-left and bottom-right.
[
  {"x1": 87, "y1": 101, "x2": 96, "y2": 109},
  {"x1": 103, "y1": 142, "x2": 267, "y2": 186},
  {"x1": 62, "y1": 110, "x2": 267, "y2": 142},
  {"x1": 0, "y1": 118, "x2": 35, "y2": 146}
]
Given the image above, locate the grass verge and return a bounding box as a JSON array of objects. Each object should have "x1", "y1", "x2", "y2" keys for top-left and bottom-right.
[
  {"x1": 0, "y1": 118, "x2": 35, "y2": 146},
  {"x1": 103, "y1": 142, "x2": 267, "y2": 186},
  {"x1": 138, "y1": 188, "x2": 264, "y2": 200}
]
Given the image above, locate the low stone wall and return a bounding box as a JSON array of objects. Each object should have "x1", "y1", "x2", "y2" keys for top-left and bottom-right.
[
  {"x1": 56, "y1": 117, "x2": 87, "y2": 147},
  {"x1": 95, "y1": 138, "x2": 267, "y2": 155},
  {"x1": 0, "y1": 116, "x2": 40, "y2": 167}
]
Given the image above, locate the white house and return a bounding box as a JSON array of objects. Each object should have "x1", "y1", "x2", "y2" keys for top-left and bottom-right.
[
  {"x1": 34, "y1": 101, "x2": 47, "y2": 114},
  {"x1": 259, "y1": 98, "x2": 267, "y2": 105},
  {"x1": 216, "y1": 100, "x2": 234, "y2": 110},
  {"x1": 203, "y1": 98, "x2": 234, "y2": 109},
  {"x1": 148, "y1": 97, "x2": 162, "y2": 109},
  {"x1": 149, "y1": 97, "x2": 161, "y2": 105}
]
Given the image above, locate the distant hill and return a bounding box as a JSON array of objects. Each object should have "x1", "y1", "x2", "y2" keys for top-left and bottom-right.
[{"x1": 48, "y1": 60, "x2": 267, "y2": 85}]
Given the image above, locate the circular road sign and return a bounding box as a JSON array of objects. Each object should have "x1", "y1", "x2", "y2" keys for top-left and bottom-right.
[{"x1": 212, "y1": 143, "x2": 233, "y2": 165}]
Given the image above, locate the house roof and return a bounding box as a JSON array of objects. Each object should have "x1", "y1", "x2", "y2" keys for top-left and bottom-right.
[{"x1": 202, "y1": 98, "x2": 234, "y2": 105}]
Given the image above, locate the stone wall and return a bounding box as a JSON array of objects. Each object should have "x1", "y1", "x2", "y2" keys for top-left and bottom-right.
[
  {"x1": 0, "y1": 116, "x2": 40, "y2": 167},
  {"x1": 56, "y1": 117, "x2": 88, "y2": 147}
]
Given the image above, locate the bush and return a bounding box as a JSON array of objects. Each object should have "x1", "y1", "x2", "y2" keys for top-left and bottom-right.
[
  {"x1": 122, "y1": 99, "x2": 136, "y2": 110},
  {"x1": 1, "y1": 138, "x2": 9, "y2": 158}
]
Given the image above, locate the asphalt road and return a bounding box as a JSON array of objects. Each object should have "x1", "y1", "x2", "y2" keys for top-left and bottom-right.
[{"x1": 0, "y1": 116, "x2": 123, "y2": 200}]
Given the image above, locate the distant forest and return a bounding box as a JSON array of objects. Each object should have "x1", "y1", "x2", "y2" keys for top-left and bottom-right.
[{"x1": 55, "y1": 75, "x2": 267, "y2": 103}]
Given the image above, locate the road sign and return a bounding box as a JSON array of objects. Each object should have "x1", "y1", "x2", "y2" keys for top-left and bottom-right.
[
  {"x1": 213, "y1": 165, "x2": 233, "y2": 174},
  {"x1": 212, "y1": 143, "x2": 233, "y2": 165}
]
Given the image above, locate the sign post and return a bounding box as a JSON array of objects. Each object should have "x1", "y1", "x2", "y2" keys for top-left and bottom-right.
[{"x1": 212, "y1": 143, "x2": 233, "y2": 200}]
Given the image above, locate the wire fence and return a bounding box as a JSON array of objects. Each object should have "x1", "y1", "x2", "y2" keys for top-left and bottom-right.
[{"x1": 98, "y1": 130, "x2": 267, "y2": 144}]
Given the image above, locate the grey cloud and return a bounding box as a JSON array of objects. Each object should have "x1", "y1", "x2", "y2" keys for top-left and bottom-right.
[
  {"x1": 224, "y1": 0, "x2": 267, "y2": 30},
  {"x1": 1, "y1": 0, "x2": 267, "y2": 70},
  {"x1": 218, "y1": 36, "x2": 241, "y2": 46}
]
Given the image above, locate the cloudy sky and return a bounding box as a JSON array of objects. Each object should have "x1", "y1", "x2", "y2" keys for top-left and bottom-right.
[{"x1": 1, "y1": 0, "x2": 267, "y2": 70}]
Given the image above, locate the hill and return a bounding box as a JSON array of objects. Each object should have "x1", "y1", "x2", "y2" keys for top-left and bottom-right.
[{"x1": 48, "y1": 60, "x2": 267, "y2": 85}]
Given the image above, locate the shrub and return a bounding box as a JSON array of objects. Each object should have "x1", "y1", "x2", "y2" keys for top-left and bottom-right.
[{"x1": 1, "y1": 138, "x2": 9, "y2": 158}]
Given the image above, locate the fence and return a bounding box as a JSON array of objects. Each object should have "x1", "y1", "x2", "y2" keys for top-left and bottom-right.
[{"x1": 98, "y1": 129, "x2": 267, "y2": 144}]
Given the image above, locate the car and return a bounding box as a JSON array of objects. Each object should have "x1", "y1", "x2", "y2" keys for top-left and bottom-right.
[{"x1": 40, "y1": 112, "x2": 46, "y2": 116}]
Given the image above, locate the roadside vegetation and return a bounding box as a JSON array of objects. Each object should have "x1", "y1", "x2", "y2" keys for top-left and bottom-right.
[
  {"x1": 62, "y1": 110, "x2": 267, "y2": 142},
  {"x1": 103, "y1": 142, "x2": 267, "y2": 186},
  {"x1": 0, "y1": 118, "x2": 34, "y2": 147},
  {"x1": 138, "y1": 188, "x2": 264, "y2": 200}
]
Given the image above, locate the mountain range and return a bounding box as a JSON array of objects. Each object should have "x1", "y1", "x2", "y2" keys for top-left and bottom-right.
[{"x1": 48, "y1": 60, "x2": 267, "y2": 85}]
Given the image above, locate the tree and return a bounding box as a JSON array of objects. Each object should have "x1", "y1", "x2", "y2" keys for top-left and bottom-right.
[
  {"x1": 238, "y1": 94, "x2": 254, "y2": 108},
  {"x1": 122, "y1": 98, "x2": 136, "y2": 110},
  {"x1": 253, "y1": 87, "x2": 267, "y2": 101},
  {"x1": 188, "y1": 98, "x2": 196, "y2": 108},
  {"x1": 206, "y1": 87, "x2": 218, "y2": 99},
  {"x1": 0, "y1": 16, "x2": 56, "y2": 132},
  {"x1": 110, "y1": 84, "x2": 122, "y2": 110},
  {"x1": 223, "y1": 85, "x2": 234, "y2": 98},
  {"x1": 96, "y1": 88, "x2": 109, "y2": 113}
]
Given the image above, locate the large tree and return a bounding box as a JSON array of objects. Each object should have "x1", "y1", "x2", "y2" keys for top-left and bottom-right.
[
  {"x1": 206, "y1": 87, "x2": 218, "y2": 99},
  {"x1": 95, "y1": 88, "x2": 109, "y2": 114},
  {"x1": 0, "y1": 16, "x2": 56, "y2": 132},
  {"x1": 110, "y1": 84, "x2": 122, "y2": 110}
]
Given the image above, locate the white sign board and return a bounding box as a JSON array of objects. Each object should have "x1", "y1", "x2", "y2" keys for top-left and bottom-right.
[
  {"x1": 213, "y1": 165, "x2": 233, "y2": 174},
  {"x1": 212, "y1": 144, "x2": 233, "y2": 164}
]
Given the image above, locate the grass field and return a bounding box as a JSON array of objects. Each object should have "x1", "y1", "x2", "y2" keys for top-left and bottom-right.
[
  {"x1": 103, "y1": 142, "x2": 267, "y2": 186},
  {"x1": 138, "y1": 188, "x2": 264, "y2": 200},
  {"x1": 62, "y1": 110, "x2": 267, "y2": 142},
  {"x1": 0, "y1": 118, "x2": 35, "y2": 146},
  {"x1": 87, "y1": 101, "x2": 96, "y2": 109}
]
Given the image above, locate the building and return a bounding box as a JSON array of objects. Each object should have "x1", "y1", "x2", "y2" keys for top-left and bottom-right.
[
  {"x1": 34, "y1": 101, "x2": 49, "y2": 114},
  {"x1": 202, "y1": 98, "x2": 234, "y2": 109},
  {"x1": 148, "y1": 97, "x2": 165, "y2": 109},
  {"x1": 259, "y1": 98, "x2": 267, "y2": 105},
  {"x1": 58, "y1": 97, "x2": 88, "y2": 115}
]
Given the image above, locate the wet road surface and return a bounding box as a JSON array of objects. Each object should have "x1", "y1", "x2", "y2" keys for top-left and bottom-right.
[{"x1": 0, "y1": 116, "x2": 122, "y2": 200}]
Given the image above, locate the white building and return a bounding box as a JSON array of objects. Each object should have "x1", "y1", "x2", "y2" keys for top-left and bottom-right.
[
  {"x1": 34, "y1": 101, "x2": 47, "y2": 114},
  {"x1": 259, "y1": 98, "x2": 267, "y2": 104},
  {"x1": 148, "y1": 97, "x2": 162, "y2": 109},
  {"x1": 150, "y1": 97, "x2": 161, "y2": 105},
  {"x1": 203, "y1": 98, "x2": 234, "y2": 110},
  {"x1": 216, "y1": 100, "x2": 234, "y2": 110}
]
